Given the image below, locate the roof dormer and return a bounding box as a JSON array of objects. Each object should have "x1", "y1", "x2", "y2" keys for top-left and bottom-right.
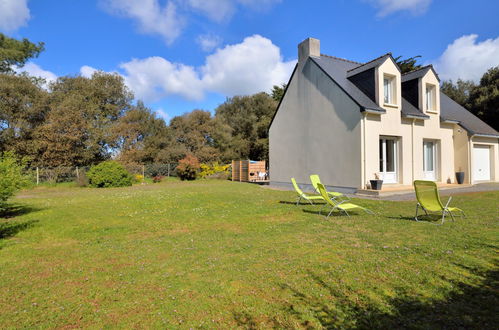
[
  {"x1": 347, "y1": 53, "x2": 402, "y2": 111},
  {"x1": 402, "y1": 65, "x2": 440, "y2": 114}
]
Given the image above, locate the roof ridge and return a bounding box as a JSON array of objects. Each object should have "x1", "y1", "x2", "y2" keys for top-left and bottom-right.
[
  {"x1": 346, "y1": 52, "x2": 392, "y2": 72},
  {"x1": 402, "y1": 64, "x2": 433, "y2": 75},
  {"x1": 320, "y1": 54, "x2": 361, "y2": 65}
]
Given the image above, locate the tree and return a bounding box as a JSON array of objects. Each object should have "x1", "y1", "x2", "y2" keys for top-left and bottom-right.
[
  {"x1": 168, "y1": 110, "x2": 220, "y2": 163},
  {"x1": 440, "y1": 79, "x2": 476, "y2": 107},
  {"x1": 0, "y1": 33, "x2": 45, "y2": 73},
  {"x1": 35, "y1": 72, "x2": 133, "y2": 166},
  {"x1": 215, "y1": 92, "x2": 277, "y2": 161},
  {"x1": 271, "y1": 83, "x2": 287, "y2": 102},
  {"x1": 0, "y1": 73, "x2": 49, "y2": 161},
  {"x1": 394, "y1": 55, "x2": 422, "y2": 74},
  {"x1": 112, "y1": 101, "x2": 171, "y2": 163},
  {"x1": 467, "y1": 66, "x2": 499, "y2": 131}
]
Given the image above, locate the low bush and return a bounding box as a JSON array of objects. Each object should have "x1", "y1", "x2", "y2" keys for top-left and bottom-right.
[
  {"x1": 87, "y1": 161, "x2": 132, "y2": 188},
  {"x1": 152, "y1": 175, "x2": 163, "y2": 183},
  {"x1": 134, "y1": 174, "x2": 144, "y2": 183},
  {"x1": 199, "y1": 162, "x2": 230, "y2": 180},
  {"x1": 176, "y1": 155, "x2": 200, "y2": 181},
  {"x1": 0, "y1": 152, "x2": 30, "y2": 214}
]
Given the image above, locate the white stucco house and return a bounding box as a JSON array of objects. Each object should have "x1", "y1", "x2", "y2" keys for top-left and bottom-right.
[{"x1": 269, "y1": 38, "x2": 499, "y2": 192}]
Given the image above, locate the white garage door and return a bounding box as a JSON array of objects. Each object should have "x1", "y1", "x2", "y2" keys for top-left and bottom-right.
[{"x1": 473, "y1": 145, "x2": 491, "y2": 181}]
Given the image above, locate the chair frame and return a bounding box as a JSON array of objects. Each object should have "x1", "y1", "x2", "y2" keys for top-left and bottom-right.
[
  {"x1": 413, "y1": 180, "x2": 466, "y2": 225},
  {"x1": 316, "y1": 183, "x2": 374, "y2": 217},
  {"x1": 291, "y1": 178, "x2": 323, "y2": 205}
]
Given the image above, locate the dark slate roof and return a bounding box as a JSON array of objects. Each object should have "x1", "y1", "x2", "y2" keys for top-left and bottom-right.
[
  {"x1": 308, "y1": 54, "x2": 497, "y2": 136},
  {"x1": 311, "y1": 55, "x2": 385, "y2": 113},
  {"x1": 401, "y1": 65, "x2": 440, "y2": 82},
  {"x1": 440, "y1": 93, "x2": 499, "y2": 137},
  {"x1": 346, "y1": 53, "x2": 395, "y2": 77},
  {"x1": 402, "y1": 98, "x2": 429, "y2": 119}
]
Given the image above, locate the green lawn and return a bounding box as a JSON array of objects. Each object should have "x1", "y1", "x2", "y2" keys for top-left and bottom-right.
[{"x1": 0, "y1": 180, "x2": 497, "y2": 328}]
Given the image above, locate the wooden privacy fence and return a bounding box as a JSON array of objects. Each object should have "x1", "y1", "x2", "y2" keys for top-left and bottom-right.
[{"x1": 231, "y1": 160, "x2": 267, "y2": 182}]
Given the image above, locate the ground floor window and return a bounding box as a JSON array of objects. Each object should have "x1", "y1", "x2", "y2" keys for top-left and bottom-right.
[
  {"x1": 423, "y1": 140, "x2": 437, "y2": 181},
  {"x1": 379, "y1": 137, "x2": 398, "y2": 184}
]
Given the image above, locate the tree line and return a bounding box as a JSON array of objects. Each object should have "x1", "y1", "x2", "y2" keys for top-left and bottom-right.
[{"x1": 1, "y1": 33, "x2": 286, "y2": 167}]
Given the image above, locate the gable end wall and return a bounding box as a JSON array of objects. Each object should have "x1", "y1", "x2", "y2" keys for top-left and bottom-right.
[{"x1": 269, "y1": 59, "x2": 362, "y2": 190}]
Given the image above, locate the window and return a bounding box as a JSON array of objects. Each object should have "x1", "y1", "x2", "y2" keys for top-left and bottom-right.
[
  {"x1": 426, "y1": 84, "x2": 436, "y2": 111},
  {"x1": 383, "y1": 75, "x2": 396, "y2": 105}
]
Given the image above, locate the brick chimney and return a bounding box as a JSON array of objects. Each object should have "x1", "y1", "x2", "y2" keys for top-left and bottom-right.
[{"x1": 298, "y1": 38, "x2": 320, "y2": 63}]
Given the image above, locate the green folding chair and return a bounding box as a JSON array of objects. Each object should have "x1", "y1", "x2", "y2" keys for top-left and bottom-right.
[
  {"x1": 413, "y1": 180, "x2": 465, "y2": 225},
  {"x1": 291, "y1": 178, "x2": 323, "y2": 205},
  {"x1": 316, "y1": 183, "x2": 373, "y2": 217},
  {"x1": 310, "y1": 174, "x2": 347, "y2": 201}
]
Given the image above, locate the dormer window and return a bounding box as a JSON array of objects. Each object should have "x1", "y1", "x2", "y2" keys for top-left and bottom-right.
[
  {"x1": 426, "y1": 83, "x2": 437, "y2": 112},
  {"x1": 383, "y1": 74, "x2": 397, "y2": 106}
]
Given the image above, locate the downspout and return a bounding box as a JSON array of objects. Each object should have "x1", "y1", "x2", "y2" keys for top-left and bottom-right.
[
  {"x1": 411, "y1": 118, "x2": 415, "y2": 182},
  {"x1": 468, "y1": 134, "x2": 474, "y2": 184},
  {"x1": 362, "y1": 113, "x2": 367, "y2": 189}
]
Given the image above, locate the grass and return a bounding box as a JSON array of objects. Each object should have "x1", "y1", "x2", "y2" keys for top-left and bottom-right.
[{"x1": 0, "y1": 180, "x2": 497, "y2": 328}]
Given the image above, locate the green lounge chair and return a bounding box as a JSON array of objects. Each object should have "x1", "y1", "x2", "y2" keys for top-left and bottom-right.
[
  {"x1": 291, "y1": 178, "x2": 323, "y2": 205},
  {"x1": 310, "y1": 174, "x2": 347, "y2": 201},
  {"x1": 316, "y1": 183, "x2": 373, "y2": 217},
  {"x1": 413, "y1": 180, "x2": 465, "y2": 225}
]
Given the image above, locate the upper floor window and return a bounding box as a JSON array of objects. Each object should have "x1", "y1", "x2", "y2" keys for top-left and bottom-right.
[
  {"x1": 426, "y1": 84, "x2": 436, "y2": 112},
  {"x1": 383, "y1": 75, "x2": 396, "y2": 105}
]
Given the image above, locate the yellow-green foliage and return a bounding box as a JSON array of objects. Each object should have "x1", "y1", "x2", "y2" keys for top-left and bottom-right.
[
  {"x1": 199, "y1": 162, "x2": 230, "y2": 178},
  {"x1": 134, "y1": 174, "x2": 144, "y2": 183}
]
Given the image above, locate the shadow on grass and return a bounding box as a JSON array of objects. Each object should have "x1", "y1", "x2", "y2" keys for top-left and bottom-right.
[
  {"x1": 302, "y1": 209, "x2": 353, "y2": 217},
  {"x1": 0, "y1": 203, "x2": 44, "y2": 219},
  {"x1": 280, "y1": 266, "x2": 499, "y2": 329},
  {"x1": 0, "y1": 219, "x2": 38, "y2": 240},
  {"x1": 279, "y1": 201, "x2": 326, "y2": 206}
]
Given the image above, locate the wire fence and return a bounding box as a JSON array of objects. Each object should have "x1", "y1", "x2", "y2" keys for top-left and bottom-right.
[{"x1": 27, "y1": 163, "x2": 179, "y2": 185}]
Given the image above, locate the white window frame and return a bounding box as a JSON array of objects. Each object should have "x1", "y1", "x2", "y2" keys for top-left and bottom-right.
[
  {"x1": 426, "y1": 84, "x2": 437, "y2": 112},
  {"x1": 383, "y1": 74, "x2": 397, "y2": 106}
]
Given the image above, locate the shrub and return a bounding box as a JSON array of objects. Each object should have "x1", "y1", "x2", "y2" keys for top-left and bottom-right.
[
  {"x1": 199, "y1": 162, "x2": 230, "y2": 179},
  {"x1": 87, "y1": 161, "x2": 132, "y2": 188},
  {"x1": 152, "y1": 175, "x2": 163, "y2": 183},
  {"x1": 176, "y1": 155, "x2": 200, "y2": 181},
  {"x1": 0, "y1": 152, "x2": 30, "y2": 213},
  {"x1": 134, "y1": 174, "x2": 144, "y2": 183}
]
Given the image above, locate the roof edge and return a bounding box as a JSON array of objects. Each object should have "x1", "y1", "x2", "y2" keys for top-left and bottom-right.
[{"x1": 268, "y1": 63, "x2": 298, "y2": 131}]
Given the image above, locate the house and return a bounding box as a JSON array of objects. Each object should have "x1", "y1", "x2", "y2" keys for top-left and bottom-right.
[{"x1": 269, "y1": 38, "x2": 499, "y2": 192}]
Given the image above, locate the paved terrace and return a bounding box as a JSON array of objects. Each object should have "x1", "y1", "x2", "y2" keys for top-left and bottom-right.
[{"x1": 265, "y1": 182, "x2": 499, "y2": 201}]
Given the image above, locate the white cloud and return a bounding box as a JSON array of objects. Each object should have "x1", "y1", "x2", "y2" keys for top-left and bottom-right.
[
  {"x1": 80, "y1": 65, "x2": 98, "y2": 78},
  {"x1": 186, "y1": 0, "x2": 234, "y2": 22},
  {"x1": 16, "y1": 63, "x2": 57, "y2": 88},
  {"x1": 0, "y1": 0, "x2": 30, "y2": 32},
  {"x1": 432, "y1": 34, "x2": 499, "y2": 82},
  {"x1": 100, "y1": 0, "x2": 281, "y2": 44},
  {"x1": 369, "y1": 0, "x2": 432, "y2": 16},
  {"x1": 196, "y1": 34, "x2": 222, "y2": 52},
  {"x1": 120, "y1": 56, "x2": 204, "y2": 101},
  {"x1": 201, "y1": 35, "x2": 295, "y2": 96},
  {"x1": 100, "y1": 0, "x2": 184, "y2": 45},
  {"x1": 119, "y1": 35, "x2": 295, "y2": 102}
]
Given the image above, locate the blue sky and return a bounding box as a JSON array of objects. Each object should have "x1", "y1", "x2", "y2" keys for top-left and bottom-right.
[{"x1": 2, "y1": 0, "x2": 498, "y2": 121}]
